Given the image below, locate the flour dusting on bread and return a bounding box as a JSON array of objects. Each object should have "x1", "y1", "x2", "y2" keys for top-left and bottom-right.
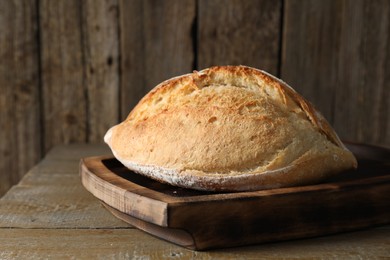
[{"x1": 105, "y1": 65, "x2": 357, "y2": 191}]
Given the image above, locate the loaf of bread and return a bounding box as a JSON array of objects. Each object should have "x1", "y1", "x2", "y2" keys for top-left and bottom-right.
[{"x1": 105, "y1": 66, "x2": 357, "y2": 191}]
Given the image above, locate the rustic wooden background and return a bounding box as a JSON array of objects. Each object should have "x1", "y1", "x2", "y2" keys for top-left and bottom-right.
[{"x1": 0, "y1": 0, "x2": 389, "y2": 196}]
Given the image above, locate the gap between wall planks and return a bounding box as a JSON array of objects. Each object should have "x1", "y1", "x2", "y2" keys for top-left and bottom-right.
[
  {"x1": 39, "y1": 0, "x2": 87, "y2": 152},
  {"x1": 282, "y1": 0, "x2": 390, "y2": 145},
  {"x1": 0, "y1": 0, "x2": 41, "y2": 196},
  {"x1": 0, "y1": 0, "x2": 389, "y2": 197},
  {"x1": 82, "y1": 0, "x2": 120, "y2": 142},
  {"x1": 119, "y1": 0, "x2": 195, "y2": 120},
  {"x1": 197, "y1": 0, "x2": 282, "y2": 75}
]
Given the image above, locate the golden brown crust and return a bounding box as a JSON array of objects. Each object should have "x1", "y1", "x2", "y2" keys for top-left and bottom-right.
[{"x1": 105, "y1": 65, "x2": 357, "y2": 191}]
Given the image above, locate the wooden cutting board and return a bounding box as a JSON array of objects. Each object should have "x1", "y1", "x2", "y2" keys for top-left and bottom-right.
[{"x1": 80, "y1": 143, "x2": 390, "y2": 250}]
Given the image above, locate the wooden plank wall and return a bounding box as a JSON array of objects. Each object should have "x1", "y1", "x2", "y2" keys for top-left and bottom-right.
[{"x1": 0, "y1": 0, "x2": 389, "y2": 196}]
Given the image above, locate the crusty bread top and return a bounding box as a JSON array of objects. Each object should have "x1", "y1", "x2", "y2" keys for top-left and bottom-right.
[{"x1": 105, "y1": 65, "x2": 357, "y2": 191}]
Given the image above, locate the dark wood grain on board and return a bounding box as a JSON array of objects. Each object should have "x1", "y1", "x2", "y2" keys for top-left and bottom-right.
[
  {"x1": 119, "y1": 0, "x2": 195, "y2": 119},
  {"x1": 39, "y1": 0, "x2": 86, "y2": 152},
  {"x1": 0, "y1": 0, "x2": 41, "y2": 195},
  {"x1": 80, "y1": 143, "x2": 390, "y2": 250},
  {"x1": 282, "y1": 0, "x2": 390, "y2": 146},
  {"x1": 197, "y1": 0, "x2": 282, "y2": 75},
  {"x1": 82, "y1": 0, "x2": 120, "y2": 142}
]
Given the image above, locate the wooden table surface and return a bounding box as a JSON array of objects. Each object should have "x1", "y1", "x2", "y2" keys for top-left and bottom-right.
[{"x1": 0, "y1": 144, "x2": 389, "y2": 259}]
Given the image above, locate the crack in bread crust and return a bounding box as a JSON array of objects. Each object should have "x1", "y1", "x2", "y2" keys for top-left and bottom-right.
[{"x1": 105, "y1": 65, "x2": 357, "y2": 191}]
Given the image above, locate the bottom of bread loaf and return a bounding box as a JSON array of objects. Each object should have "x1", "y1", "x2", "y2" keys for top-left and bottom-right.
[{"x1": 112, "y1": 149, "x2": 351, "y2": 192}]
